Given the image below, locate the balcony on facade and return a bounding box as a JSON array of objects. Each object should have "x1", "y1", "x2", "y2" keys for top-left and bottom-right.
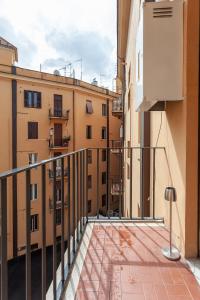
[
  {"x1": 49, "y1": 136, "x2": 71, "y2": 150},
  {"x1": 1, "y1": 147, "x2": 199, "y2": 300},
  {"x1": 49, "y1": 109, "x2": 69, "y2": 121},
  {"x1": 110, "y1": 140, "x2": 123, "y2": 154},
  {"x1": 48, "y1": 198, "x2": 69, "y2": 211},
  {"x1": 48, "y1": 167, "x2": 69, "y2": 180},
  {"x1": 112, "y1": 97, "x2": 123, "y2": 117}
]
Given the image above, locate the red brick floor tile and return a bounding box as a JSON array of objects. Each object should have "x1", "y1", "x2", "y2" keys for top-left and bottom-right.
[
  {"x1": 122, "y1": 293, "x2": 145, "y2": 300},
  {"x1": 121, "y1": 281, "x2": 143, "y2": 294},
  {"x1": 154, "y1": 283, "x2": 169, "y2": 299},
  {"x1": 78, "y1": 280, "x2": 99, "y2": 292},
  {"x1": 75, "y1": 225, "x2": 200, "y2": 300},
  {"x1": 75, "y1": 290, "x2": 98, "y2": 300},
  {"x1": 165, "y1": 284, "x2": 191, "y2": 297}
]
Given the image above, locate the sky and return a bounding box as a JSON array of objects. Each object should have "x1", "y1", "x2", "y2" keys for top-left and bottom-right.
[{"x1": 0, "y1": 0, "x2": 117, "y2": 89}]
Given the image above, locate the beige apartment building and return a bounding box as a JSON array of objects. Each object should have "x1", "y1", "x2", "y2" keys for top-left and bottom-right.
[
  {"x1": 0, "y1": 37, "x2": 122, "y2": 260},
  {"x1": 117, "y1": 0, "x2": 199, "y2": 258}
]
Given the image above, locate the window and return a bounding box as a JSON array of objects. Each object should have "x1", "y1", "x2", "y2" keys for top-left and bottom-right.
[
  {"x1": 102, "y1": 194, "x2": 106, "y2": 207},
  {"x1": 56, "y1": 181, "x2": 61, "y2": 202},
  {"x1": 28, "y1": 122, "x2": 38, "y2": 139},
  {"x1": 88, "y1": 200, "x2": 92, "y2": 213},
  {"x1": 31, "y1": 214, "x2": 39, "y2": 232},
  {"x1": 102, "y1": 149, "x2": 107, "y2": 162},
  {"x1": 102, "y1": 104, "x2": 107, "y2": 116},
  {"x1": 24, "y1": 91, "x2": 41, "y2": 108},
  {"x1": 86, "y1": 125, "x2": 92, "y2": 139},
  {"x1": 28, "y1": 153, "x2": 38, "y2": 164},
  {"x1": 30, "y1": 184, "x2": 37, "y2": 201},
  {"x1": 31, "y1": 243, "x2": 38, "y2": 251},
  {"x1": 102, "y1": 172, "x2": 107, "y2": 185},
  {"x1": 86, "y1": 100, "x2": 93, "y2": 114},
  {"x1": 88, "y1": 175, "x2": 92, "y2": 189},
  {"x1": 56, "y1": 209, "x2": 61, "y2": 225},
  {"x1": 101, "y1": 127, "x2": 107, "y2": 139},
  {"x1": 87, "y1": 150, "x2": 92, "y2": 164},
  {"x1": 54, "y1": 95, "x2": 62, "y2": 117}
]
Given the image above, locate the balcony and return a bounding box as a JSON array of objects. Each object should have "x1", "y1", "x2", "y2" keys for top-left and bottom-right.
[
  {"x1": 49, "y1": 198, "x2": 69, "y2": 210},
  {"x1": 1, "y1": 147, "x2": 200, "y2": 299},
  {"x1": 49, "y1": 136, "x2": 70, "y2": 150},
  {"x1": 111, "y1": 178, "x2": 123, "y2": 195},
  {"x1": 110, "y1": 140, "x2": 123, "y2": 154},
  {"x1": 48, "y1": 167, "x2": 68, "y2": 179},
  {"x1": 49, "y1": 109, "x2": 69, "y2": 120},
  {"x1": 112, "y1": 97, "x2": 123, "y2": 117}
]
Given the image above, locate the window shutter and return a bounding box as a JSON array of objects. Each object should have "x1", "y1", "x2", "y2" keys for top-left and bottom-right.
[{"x1": 86, "y1": 101, "x2": 93, "y2": 114}]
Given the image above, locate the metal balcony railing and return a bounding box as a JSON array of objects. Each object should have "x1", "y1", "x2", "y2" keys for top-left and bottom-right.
[
  {"x1": 112, "y1": 97, "x2": 123, "y2": 115},
  {"x1": 0, "y1": 146, "x2": 167, "y2": 299},
  {"x1": 48, "y1": 167, "x2": 68, "y2": 179},
  {"x1": 49, "y1": 136, "x2": 71, "y2": 149},
  {"x1": 110, "y1": 140, "x2": 123, "y2": 154},
  {"x1": 49, "y1": 109, "x2": 69, "y2": 120},
  {"x1": 49, "y1": 198, "x2": 69, "y2": 210}
]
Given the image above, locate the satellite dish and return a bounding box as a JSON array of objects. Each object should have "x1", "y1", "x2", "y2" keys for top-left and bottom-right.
[{"x1": 54, "y1": 69, "x2": 60, "y2": 76}]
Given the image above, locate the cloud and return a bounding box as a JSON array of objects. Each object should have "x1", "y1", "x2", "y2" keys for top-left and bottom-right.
[
  {"x1": 0, "y1": 17, "x2": 37, "y2": 66},
  {"x1": 45, "y1": 30, "x2": 114, "y2": 75}
]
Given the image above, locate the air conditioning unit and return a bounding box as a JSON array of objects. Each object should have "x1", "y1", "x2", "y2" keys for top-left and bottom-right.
[{"x1": 136, "y1": 0, "x2": 183, "y2": 112}]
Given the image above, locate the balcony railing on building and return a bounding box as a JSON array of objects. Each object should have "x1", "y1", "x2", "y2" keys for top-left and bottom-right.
[
  {"x1": 0, "y1": 146, "x2": 168, "y2": 300},
  {"x1": 110, "y1": 140, "x2": 123, "y2": 154},
  {"x1": 49, "y1": 136, "x2": 71, "y2": 149},
  {"x1": 112, "y1": 97, "x2": 123, "y2": 117},
  {"x1": 49, "y1": 198, "x2": 69, "y2": 211},
  {"x1": 49, "y1": 109, "x2": 69, "y2": 120},
  {"x1": 48, "y1": 167, "x2": 68, "y2": 179},
  {"x1": 111, "y1": 178, "x2": 123, "y2": 195}
]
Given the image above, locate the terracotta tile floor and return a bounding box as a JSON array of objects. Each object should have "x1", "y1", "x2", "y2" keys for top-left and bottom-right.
[{"x1": 75, "y1": 224, "x2": 200, "y2": 300}]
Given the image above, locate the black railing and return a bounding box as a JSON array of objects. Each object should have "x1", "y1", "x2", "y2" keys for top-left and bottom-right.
[
  {"x1": 0, "y1": 146, "x2": 167, "y2": 300},
  {"x1": 49, "y1": 109, "x2": 69, "y2": 120},
  {"x1": 112, "y1": 97, "x2": 123, "y2": 114},
  {"x1": 49, "y1": 137, "x2": 71, "y2": 149},
  {"x1": 48, "y1": 167, "x2": 68, "y2": 179}
]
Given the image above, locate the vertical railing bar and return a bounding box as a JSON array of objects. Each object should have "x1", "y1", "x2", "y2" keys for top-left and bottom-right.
[
  {"x1": 41, "y1": 165, "x2": 46, "y2": 300},
  {"x1": 83, "y1": 151, "x2": 86, "y2": 227},
  {"x1": 130, "y1": 148, "x2": 133, "y2": 219},
  {"x1": 67, "y1": 156, "x2": 71, "y2": 268},
  {"x1": 97, "y1": 149, "x2": 100, "y2": 219},
  {"x1": 80, "y1": 151, "x2": 83, "y2": 234},
  {"x1": 72, "y1": 154, "x2": 76, "y2": 254},
  {"x1": 86, "y1": 149, "x2": 88, "y2": 223},
  {"x1": 0, "y1": 178, "x2": 8, "y2": 300},
  {"x1": 140, "y1": 147, "x2": 144, "y2": 219},
  {"x1": 153, "y1": 148, "x2": 156, "y2": 219},
  {"x1": 52, "y1": 160, "x2": 57, "y2": 300},
  {"x1": 76, "y1": 152, "x2": 80, "y2": 242},
  {"x1": 61, "y1": 157, "x2": 65, "y2": 284},
  {"x1": 119, "y1": 149, "x2": 122, "y2": 219},
  {"x1": 25, "y1": 170, "x2": 31, "y2": 300},
  {"x1": 107, "y1": 148, "x2": 110, "y2": 217}
]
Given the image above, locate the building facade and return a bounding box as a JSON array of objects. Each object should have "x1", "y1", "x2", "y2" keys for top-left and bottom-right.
[
  {"x1": 0, "y1": 38, "x2": 122, "y2": 259},
  {"x1": 117, "y1": 0, "x2": 199, "y2": 258}
]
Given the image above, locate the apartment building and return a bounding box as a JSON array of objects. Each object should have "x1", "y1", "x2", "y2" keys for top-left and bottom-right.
[
  {"x1": 117, "y1": 0, "x2": 199, "y2": 258},
  {"x1": 0, "y1": 37, "x2": 122, "y2": 260}
]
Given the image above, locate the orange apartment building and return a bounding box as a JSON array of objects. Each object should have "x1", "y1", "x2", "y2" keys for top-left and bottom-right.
[
  {"x1": 117, "y1": 0, "x2": 200, "y2": 259},
  {"x1": 0, "y1": 37, "x2": 122, "y2": 260}
]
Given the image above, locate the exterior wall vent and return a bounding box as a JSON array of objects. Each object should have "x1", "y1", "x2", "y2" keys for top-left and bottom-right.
[
  {"x1": 153, "y1": 7, "x2": 173, "y2": 18},
  {"x1": 135, "y1": 0, "x2": 183, "y2": 112}
]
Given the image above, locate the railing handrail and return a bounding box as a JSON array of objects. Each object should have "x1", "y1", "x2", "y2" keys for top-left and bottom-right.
[
  {"x1": 0, "y1": 147, "x2": 165, "y2": 179},
  {"x1": 0, "y1": 148, "x2": 87, "y2": 179}
]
